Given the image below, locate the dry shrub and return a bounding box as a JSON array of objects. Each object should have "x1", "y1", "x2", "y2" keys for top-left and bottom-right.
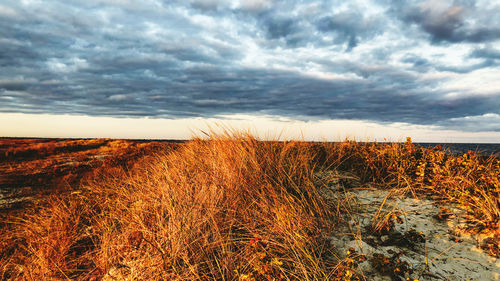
[{"x1": 323, "y1": 138, "x2": 500, "y2": 232}]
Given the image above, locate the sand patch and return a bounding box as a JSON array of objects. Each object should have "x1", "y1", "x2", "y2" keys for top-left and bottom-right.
[{"x1": 322, "y1": 175, "x2": 499, "y2": 281}]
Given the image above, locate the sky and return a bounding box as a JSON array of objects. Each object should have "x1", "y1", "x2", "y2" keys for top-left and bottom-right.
[{"x1": 1, "y1": 0, "x2": 500, "y2": 142}]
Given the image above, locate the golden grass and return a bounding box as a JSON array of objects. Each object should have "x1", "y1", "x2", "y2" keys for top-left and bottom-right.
[
  {"x1": 1, "y1": 132, "x2": 344, "y2": 280},
  {"x1": 0, "y1": 133, "x2": 498, "y2": 280},
  {"x1": 324, "y1": 138, "x2": 499, "y2": 232},
  {"x1": 0, "y1": 138, "x2": 177, "y2": 204}
]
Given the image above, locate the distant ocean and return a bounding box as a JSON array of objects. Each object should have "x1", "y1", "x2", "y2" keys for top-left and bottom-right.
[{"x1": 416, "y1": 143, "x2": 500, "y2": 157}]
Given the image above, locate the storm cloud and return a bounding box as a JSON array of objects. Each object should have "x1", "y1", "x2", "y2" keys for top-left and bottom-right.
[
  {"x1": 395, "y1": 0, "x2": 500, "y2": 43},
  {"x1": 0, "y1": 0, "x2": 499, "y2": 132}
]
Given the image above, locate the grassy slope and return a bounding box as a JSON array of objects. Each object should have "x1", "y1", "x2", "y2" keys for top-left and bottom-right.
[
  {"x1": 0, "y1": 138, "x2": 177, "y2": 208},
  {"x1": 0, "y1": 133, "x2": 498, "y2": 280}
]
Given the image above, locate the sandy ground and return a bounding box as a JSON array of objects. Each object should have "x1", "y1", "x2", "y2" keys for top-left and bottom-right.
[{"x1": 321, "y1": 173, "x2": 499, "y2": 281}]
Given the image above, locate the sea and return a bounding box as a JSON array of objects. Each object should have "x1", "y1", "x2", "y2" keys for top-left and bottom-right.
[{"x1": 415, "y1": 143, "x2": 500, "y2": 157}]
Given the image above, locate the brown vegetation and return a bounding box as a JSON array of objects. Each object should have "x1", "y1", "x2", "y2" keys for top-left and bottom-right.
[
  {"x1": 325, "y1": 137, "x2": 499, "y2": 232},
  {"x1": 0, "y1": 138, "x2": 178, "y2": 210},
  {"x1": 0, "y1": 133, "x2": 498, "y2": 280}
]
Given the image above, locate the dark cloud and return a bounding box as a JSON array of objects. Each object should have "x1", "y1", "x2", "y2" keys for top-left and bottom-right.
[
  {"x1": 236, "y1": 2, "x2": 386, "y2": 49},
  {"x1": 401, "y1": 52, "x2": 498, "y2": 74},
  {"x1": 2, "y1": 59, "x2": 498, "y2": 130},
  {"x1": 470, "y1": 47, "x2": 500, "y2": 60},
  {"x1": 316, "y1": 11, "x2": 384, "y2": 50},
  {"x1": 396, "y1": 0, "x2": 500, "y2": 43},
  {"x1": 401, "y1": 54, "x2": 431, "y2": 70},
  {"x1": 264, "y1": 17, "x2": 297, "y2": 39},
  {"x1": 437, "y1": 113, "x2": 500, "y2": 132},
  {"x1": 189, "y1": 0, "x2": 222, "y2": 12},
  {"x1": 435, "y1": 61, "x2": 496, "y2": 73},
  {"x1": 0, "y1": 0, "x2": 499, "y2": 133},
  {"x1": 403, "y1": 3, "x2": 464, "y2": 42}
]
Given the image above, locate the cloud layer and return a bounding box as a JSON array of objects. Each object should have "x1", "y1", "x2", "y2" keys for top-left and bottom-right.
[{"x1": 1, "y1": 0, "x2": 499, "y2": 132}]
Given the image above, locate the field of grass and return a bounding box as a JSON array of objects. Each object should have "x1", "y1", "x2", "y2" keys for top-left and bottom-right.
[
  {"x1": 0, "y1": 138, "x2": 178, "y2": 210},
  {"x1": 0, "y1": 132, "x2": 498, "y2": 280}
]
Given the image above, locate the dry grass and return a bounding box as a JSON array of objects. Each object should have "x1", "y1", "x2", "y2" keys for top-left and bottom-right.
[
  {"x1": 0, "y1": 133, "x2": 498, "y2": 280},
  {"x1": 0, "y1": 132, "x2": 345, "y2": 280},
  {"x1": 323, "y1": 138, "x2": 499, "y2": 233},
  {"x1": 0, "y1": 138, "x2": 177, "y2": 211}
]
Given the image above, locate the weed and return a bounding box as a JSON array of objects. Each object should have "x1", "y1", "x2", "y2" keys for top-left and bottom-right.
[
  {"x1": 370, "y1": 252, "x2": 415, "y2": 281},
  {"x1": 322, "y1": 138, "x2": 499, "y2": 235}
]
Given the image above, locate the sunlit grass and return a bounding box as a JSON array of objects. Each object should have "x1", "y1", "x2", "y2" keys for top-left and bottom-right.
[
  {"x1": 1, "y1": 132, "x2": 342, "y2": 280},
  {"x1": 0, "y1": 132, "x2": 498, "y2": 280},
  {"x1": 325, "y1": 137, "x2": 499, "y2": 232}
]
